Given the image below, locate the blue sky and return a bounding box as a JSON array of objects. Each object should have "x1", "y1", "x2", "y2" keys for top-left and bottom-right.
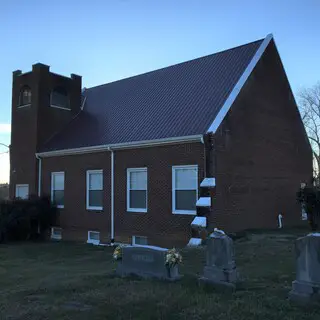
[{"x1": 0, "y1": 0, "x2": 319, "y2": 182}]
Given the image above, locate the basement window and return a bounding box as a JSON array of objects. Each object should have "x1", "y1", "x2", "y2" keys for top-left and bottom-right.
[
  {"x1": 132, "y1": 236, "x2": 148, "y2": 246},
  {"x1": 87, "y1": 231, "x2": 100, "y2": 245},
  {"x1": 51, "y1": 227, "x2": 62, "y2": 240}
]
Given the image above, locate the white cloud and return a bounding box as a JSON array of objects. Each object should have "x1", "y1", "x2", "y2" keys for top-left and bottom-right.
[{"x1": 0, "y1": 124, "x2": 11, "y2": 134}]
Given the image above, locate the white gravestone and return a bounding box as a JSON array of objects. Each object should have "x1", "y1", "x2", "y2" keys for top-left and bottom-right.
[
  {"x1": 289, "y1": 234, "x2": 320, "y2": 303},
  {"x1": 199, "y1": 231, "x2": 238, "y2": 290}
]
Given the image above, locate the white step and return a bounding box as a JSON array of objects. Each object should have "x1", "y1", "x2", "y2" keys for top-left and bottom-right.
[
  {"x1": 200, "y1": 178, "x2": 216, "y2": 188},
  {"x1": 196, "y1": 197, "x2": 211, "y2": 207},
  {"x1": 187, "y1": 238, "x2": 202, "y2": 247},
  {"x1": 191, "y1": 216, "x2": 207, "y2": 228}
]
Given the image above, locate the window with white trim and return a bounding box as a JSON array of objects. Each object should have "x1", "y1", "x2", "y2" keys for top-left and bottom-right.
[
  {"x1": 87, "y1": 231, "x2": 100, "y2": 245},
  {"x1": 172, "y1": 165, "x2": 198, "y2": 214},
  {"x1": 15, "y1": 184, "x2": 29, "y2": 199},
  {"x1": 51, "y1": 172, "x2": 65, "y2": 208},
  {"x1": 127, "y1": 168, "x2": 147, "y2": 212},
  {"x1": 51, "y1": 227, "x2": 62, "y2": 240},
  {"x1": 86, "y1": 170, "x2": 103, "y2": 210},
  {"x1": 132, "y1": 235, "x2": 148, "y2": 246}
]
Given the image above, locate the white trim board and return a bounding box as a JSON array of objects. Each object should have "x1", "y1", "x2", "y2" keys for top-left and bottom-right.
[
  {"x1": 36, "y1": 134, "x2": 203, "y2": 158},
  {"x1": 207, "y1": 34, "x2": 273, "y2": 134}
]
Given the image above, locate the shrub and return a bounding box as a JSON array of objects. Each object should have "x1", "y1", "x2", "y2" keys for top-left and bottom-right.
[
  {"x1": 297, "y1": 184, "x2": 320, "y2": 231},
  {"x1": 0, "y1": 195, "x2": 58, "y2": 242}
]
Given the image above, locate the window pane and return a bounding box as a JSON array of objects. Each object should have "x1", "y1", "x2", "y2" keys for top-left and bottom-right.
[
  {"x1": 175, "y1": 190, "x2": 197, "y2": 211},
  {"x1": 89, "y1": 172, "x2": 103, "y2": 190},
  {"x1": 89, "y1": 190, "x2": 103, "y2": 208},
  {"x1": 51, "y1": 89, "x2": 69, "y2": 108},
  {"x1": 130, "y1": 190, "x2": 147, "y2": 209},
  {"x1": 130, "y1": 170, "x2": 147, "y2": 190},
  {"x1": 175, "y1": 168, "x2": 197, "y2": 190},
  {"x1": 53, "y1": 173, "x2": 64, "y2": 191},
  {"x1": 21, "y1": 88, "x2": 31, "y2": 105},
  {"x1": 89, "y1": 232, "x2": 100, "y2": 241},
  {"x1": 16, "y1": 186, "x2": 28, "y2": 199},
  {"x1": 53, "y1": 190, "x2": 64, "y2": 206},
  {"x1": 134, "y1": 236, "x2": 148, "y2": 245}
]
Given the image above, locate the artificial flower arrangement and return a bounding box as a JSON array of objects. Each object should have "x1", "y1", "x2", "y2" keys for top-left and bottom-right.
[
  {"x1": 165, "y1": 248, "x2": 182, "y2": 268},
  {"x1": 113, "y1": 245, "x2": 122, "y2": 260}
]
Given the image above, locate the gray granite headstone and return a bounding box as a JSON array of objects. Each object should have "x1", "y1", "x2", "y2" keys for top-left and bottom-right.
[
  {"x1": 116, "y1": 245, "x2": 181, "y2": 280},
  {"x1": 199, "y1": 233, "x2": 238, "y2": 290},
  {"x1": 289, "y1": 234, "x2": 320, "y2": 303}
]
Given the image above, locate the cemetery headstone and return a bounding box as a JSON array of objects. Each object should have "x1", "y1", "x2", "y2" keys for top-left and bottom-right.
[
  {"x1": 199, "y1": 230, "x2": 238, "y2": 290},
  {"x1": 116, "y1": 245, "x2": 181, "y2": 280},
  {"x1": 289, "y1": 234, "x2": 320, "y2": 303}
]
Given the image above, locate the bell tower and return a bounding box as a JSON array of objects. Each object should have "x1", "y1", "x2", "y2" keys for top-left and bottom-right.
[{"x1": 9, "y1": 63, "x2": 82, "y2": 199}]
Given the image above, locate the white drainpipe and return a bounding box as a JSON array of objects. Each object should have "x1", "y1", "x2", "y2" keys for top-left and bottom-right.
[
  {"x1": 36, "y1": 155, "x2": 42, "y2": 197},
  {"x1": 278, "y1": 214, "x2": 283, "y2": 229},
  {"x1": 35, "y1": 155, "x2": 42, "y2": 234},
  {"x1": 110, "y1": 149, "x2": 115, "y2": 244}
]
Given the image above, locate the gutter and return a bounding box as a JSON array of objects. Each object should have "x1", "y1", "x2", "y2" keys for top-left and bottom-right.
[{"x1": 35, "y1": 134, "x2": 203, "y2": 158}]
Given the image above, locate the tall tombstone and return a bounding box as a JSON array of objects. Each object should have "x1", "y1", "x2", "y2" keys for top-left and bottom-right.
[
  {"x1": 199, "y1": 231, "x2": 238, "y2": 290},
  {"x1": 289, "y1": 234, "x2": 320, "y2": 303}
]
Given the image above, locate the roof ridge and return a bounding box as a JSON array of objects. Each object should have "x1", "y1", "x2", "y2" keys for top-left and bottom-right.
[{"x1": 85, "y1": 37, "x2": 265, "y2": 91}]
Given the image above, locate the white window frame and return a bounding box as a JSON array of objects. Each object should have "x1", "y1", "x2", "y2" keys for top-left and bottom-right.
[
  {"x1": 15, "y1": 184, "x2": 29, "y2": 199},
  {"x1": 132, "y1": 235, "x2": 148, "y2": 246},
  {"x1": 51, "y1": 227, "x2": 62, "y2": 240},
  {"x1": 127, "y1": 168, "x2": 148, "y2": 213},
  {"x1": 172, "y1": 165, "x2": 198, "y2": 215},
  {"x1": 87, "y1": 231, "x2": 100, "y2": 245},
  {"x1": 86, "y1": 169, "x2": 103, "y2": 211},
  {"x1": 51, "y1": 172, "x2": 65, "y2": 209}
]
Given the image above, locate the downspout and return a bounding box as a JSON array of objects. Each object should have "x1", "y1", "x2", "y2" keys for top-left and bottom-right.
[
  {"x1": 35, "y1": 154, "x2": 42, "y2": 234},
  {"x1": 201, "y1": 135, "x2": 206, "y2": 178},
  {"x1": 278, "y1": 214, "x2": 283, "y2": 229},
  {"x1": 110, "y1": 149, "x2": 115, "y2": 244},
  {"x1": 36, "y1": 155, "x2": 42, "y2": 197}
]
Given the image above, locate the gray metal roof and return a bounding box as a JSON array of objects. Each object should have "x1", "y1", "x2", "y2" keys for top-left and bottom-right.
[{"x1": 42, "y1": 38, "x2": 264, "y2": 152}]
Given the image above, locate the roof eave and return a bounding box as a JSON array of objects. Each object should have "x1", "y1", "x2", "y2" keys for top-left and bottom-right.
[
  {"x1": 36, "y1": 134, "x2": 204, "y2": 158},
  {"x1": 207, "y1": 33, "x2": 274, "y2": 134}
]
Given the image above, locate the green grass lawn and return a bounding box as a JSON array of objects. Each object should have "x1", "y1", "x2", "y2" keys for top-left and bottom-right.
[{"x1": 0, "y1": 229, "x2": 319, "y2": 320}]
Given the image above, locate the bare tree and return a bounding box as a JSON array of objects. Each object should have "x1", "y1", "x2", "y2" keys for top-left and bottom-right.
[{"x1": 299, "y1": 82, "x2": 320, "y2": 182}]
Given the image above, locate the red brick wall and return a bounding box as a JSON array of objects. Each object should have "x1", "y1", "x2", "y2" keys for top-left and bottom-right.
[
  {"x1": 10, "y1": 64, "x2": 81, "y2": 198},
  {"x1": 210, "y1": 40, "x2": 312, "y2": 232},
  {"x1": 42, "y1": 142, "x2": 205, "y2": 247},
  {"x1": 11, "y1": 43, "x2": 313, "y2": 246}
]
